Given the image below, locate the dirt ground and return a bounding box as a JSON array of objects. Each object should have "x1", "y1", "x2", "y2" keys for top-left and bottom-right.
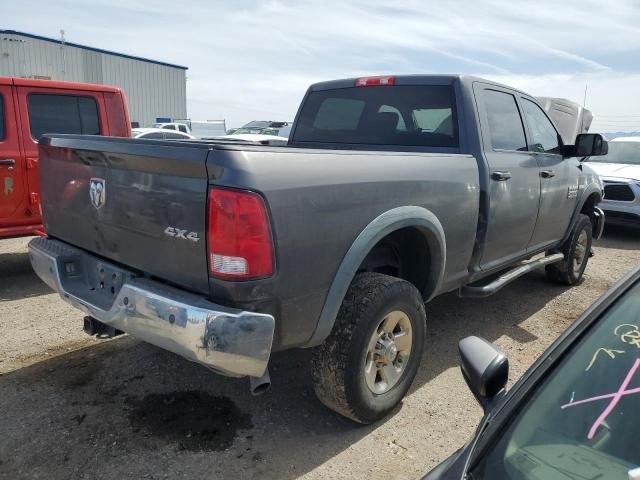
[{"x1": 1, "y1": 227, "x2": 638, "y2": 480}]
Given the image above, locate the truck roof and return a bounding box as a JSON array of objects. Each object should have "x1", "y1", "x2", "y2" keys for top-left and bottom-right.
[
  {"x1": 0, "y1": 76, "x2": 124, "y2": 93},
  {"x1": 307, "y1": 74, "x2": 530, "y2": 96}
]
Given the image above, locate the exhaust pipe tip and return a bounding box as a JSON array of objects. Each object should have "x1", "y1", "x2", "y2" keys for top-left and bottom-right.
[{"x1": 249, "y1": 368, "x2": 271, "y2": 396}]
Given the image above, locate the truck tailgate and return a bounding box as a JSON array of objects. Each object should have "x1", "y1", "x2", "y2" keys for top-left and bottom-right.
[{"x1": 38, "y1": 135, "x2": 211, "y2": 294}]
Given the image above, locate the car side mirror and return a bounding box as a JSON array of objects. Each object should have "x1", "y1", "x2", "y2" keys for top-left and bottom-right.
[
  {"x1": 459, "y1": 336, "x2": 509, "y2": 412},
  {"x1": 564, "y1": 133, "x2": 609, "y2": 158}
]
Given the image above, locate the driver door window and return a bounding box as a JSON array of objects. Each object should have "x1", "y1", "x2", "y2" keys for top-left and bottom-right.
[{"x1": 521, "y1": 99, "x2": 562, "y2": 154}]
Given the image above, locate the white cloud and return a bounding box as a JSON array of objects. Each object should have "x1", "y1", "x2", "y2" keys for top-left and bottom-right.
[{"x1": 3, "y1": 0, "x2": 640, "y2": 128}]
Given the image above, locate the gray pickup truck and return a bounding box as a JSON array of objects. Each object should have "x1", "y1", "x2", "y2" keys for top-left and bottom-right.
[{"x1": 29, "y1": 75, "x2": 607, "y2": 423}]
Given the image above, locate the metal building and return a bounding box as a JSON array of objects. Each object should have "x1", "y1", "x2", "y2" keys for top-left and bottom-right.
[{"x1": 0, "y1": 30, "x2": 187, "y2": 127}]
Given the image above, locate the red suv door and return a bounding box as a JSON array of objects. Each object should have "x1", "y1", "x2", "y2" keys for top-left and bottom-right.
[
  {"x1": 0, "y1": 84, "x2": 27, "y2": 225},
  {"x1": 14, "y1": 86, "x2": 107, "y2": 222}
]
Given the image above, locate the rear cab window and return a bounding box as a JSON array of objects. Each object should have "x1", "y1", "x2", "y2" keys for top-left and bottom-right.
[
  {"x1": 472, "y1": 279, "x2": 640, "y2": 479},
  {"x1": 292, "y1": 84, "x2": 459, "y2": 148},
  {"x1": 27, "y1": 94, "x2": 100, "y2": 140}
]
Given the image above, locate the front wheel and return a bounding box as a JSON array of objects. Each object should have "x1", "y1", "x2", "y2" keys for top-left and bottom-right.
[
  {"x1": 311, "y1": 272, "x2": 426, "y2": 424},
  {"x1": 546, "y1": 214, "x2": 593, "y2": 286}
]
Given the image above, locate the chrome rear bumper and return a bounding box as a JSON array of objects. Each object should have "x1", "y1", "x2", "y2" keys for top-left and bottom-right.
[{"x1": 28, "y1": 237, "x2": 274, "y2": 378}]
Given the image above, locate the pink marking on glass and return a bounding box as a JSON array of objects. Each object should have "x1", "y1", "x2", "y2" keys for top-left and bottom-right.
[
  {"x1": 561, "y1": 358, "x2": 640, "y2": 440},
  {"x1": 561, "y1": 385, "x2": 640, "y2": 409}
]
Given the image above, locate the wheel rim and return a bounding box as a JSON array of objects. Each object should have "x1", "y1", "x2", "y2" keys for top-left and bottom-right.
[
  {"x1": 364, "y1": 310, "x2": 413, "y2": 395},
  {"x1": 573, "y1": 229, "x2": 589, "y2": 274}
]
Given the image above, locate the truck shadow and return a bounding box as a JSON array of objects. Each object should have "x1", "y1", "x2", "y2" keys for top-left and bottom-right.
[
  {"x1": 411, "y1": 270, "x2": 559, "y2": 393},
  {"x1": 0, "y1": 251, "x2": 53, "y2": 301},
  {"x1": 0, "y1": 270, "x2": 570, "y2": 480},
  {"x1": 595, "y1": 224, "x2": 640, "y2": 251},
  {"x1": 0, "y1": 338, "x2": 370, "y2": 480}
]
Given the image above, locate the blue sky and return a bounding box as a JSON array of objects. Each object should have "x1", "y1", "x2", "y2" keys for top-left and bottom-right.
[{"x1": 3, "y1": 0, "x2": 640, "y2": 130}]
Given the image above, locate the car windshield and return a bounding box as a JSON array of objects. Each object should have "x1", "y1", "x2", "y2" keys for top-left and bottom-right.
[
  {"x1": 586, "y1": 141, "x2": 640, "y2": 165},
  {"x1": 229, "y1": 128, "x2": 263, "y2": 135},
  {"x1": 243, "y1": 121, "x2": 272, "y2": 128},
  {"x1": 190, "y1": 122, "x2": 226, "y2": 137},
  {"x1": 471, "y1": 279, "x2": 640, "y2": 479}
]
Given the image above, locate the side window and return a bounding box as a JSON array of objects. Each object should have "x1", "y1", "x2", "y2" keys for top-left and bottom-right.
[
  {"x1": 78, "y1": 97, "x2": 100, "y2": 135},
  {"x1": 162, "y1": 125, "x2": 175, "y2": 130},
  {"x1": 378, "y1": 105, "x2": 406, "y2": 131},
  {"x1": 482, "y1": 89, "x2": 527, "y2": 151},
  {"x1": 141, "y1": 132, "x2": 164, "y2": 139},
  {"x1": 522, "y1": 99, "x2": 562, "y2": 154},
  {"x1": 0, "y1": 95, "x2": 5, "y2": 141},
  {"x1": 313, "y1": 97, "x2": 365, "y2": 131},
  {"x1": 178, "y1": 125, "x2": 188, "y2": 133},
  {"x1": 27, "y1": 94, "x2": 100, "y2": 139},
  {"x1": 164, "y1": 132, "x2": 187, "y2": 139}
]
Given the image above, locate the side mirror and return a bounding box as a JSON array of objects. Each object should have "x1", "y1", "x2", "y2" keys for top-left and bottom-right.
[
  {"x1": 565, "y1": 133, "x2": 609, "y2": 158},
  {"x1": 459, "y1": 336, "x2": 509, "y2": 411}
]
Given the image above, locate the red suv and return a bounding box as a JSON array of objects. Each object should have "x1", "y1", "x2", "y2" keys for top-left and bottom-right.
[{"x1": 0, "y1": 77, "x2": 130, "y2": 238}]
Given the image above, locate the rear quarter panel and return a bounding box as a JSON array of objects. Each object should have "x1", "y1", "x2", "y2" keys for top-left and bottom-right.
[{"x1": 207, "y1": 146, "x2": 480, "y2": 349}]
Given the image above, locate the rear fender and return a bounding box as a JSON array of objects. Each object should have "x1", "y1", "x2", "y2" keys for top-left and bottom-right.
[{"x1": 304, "y1": 206, "x2": 446, "y2": 347}]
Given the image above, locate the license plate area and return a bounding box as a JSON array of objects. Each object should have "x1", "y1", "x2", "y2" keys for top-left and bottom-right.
[{"x1": 57, "y1": 254, "x2": 135, "y2": 311}]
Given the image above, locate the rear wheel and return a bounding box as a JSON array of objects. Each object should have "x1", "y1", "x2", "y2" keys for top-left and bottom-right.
[
  {"x1": 311, "y1": 272, "x2": 426, "y2": 424},
  {"x1": 546, "y1": 214, "x2": 593, "y2": 285}
]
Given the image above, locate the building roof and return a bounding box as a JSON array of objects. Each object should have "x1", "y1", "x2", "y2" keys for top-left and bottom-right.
[{"x1": 0, "y1": 30, "x2": 188, "y2": 70}]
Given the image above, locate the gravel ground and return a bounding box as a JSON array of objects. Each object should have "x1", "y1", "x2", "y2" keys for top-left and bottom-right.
[{"x1": 0, "y1": 227, "x2": 638, "y2": 480}]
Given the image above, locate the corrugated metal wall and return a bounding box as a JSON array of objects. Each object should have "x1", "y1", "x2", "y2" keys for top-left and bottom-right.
[{"x1": 0, "y1": 33, "x2": 187, "y2": 126}]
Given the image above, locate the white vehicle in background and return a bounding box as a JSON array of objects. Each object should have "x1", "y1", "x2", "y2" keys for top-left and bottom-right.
[
  {"x1": 150, "y1": 120, "x2": 228, "y2": 139},
  {"x1": 214, "y1": 133, "x2": 289, "y2": 146},
  {"x1": 585, "y1": 137, "x2": 640, "y2": 227},
  {"x1": 188, "y1": 120, "x2": 227, "y2": 138},
  {"x1": 149, "y1": 122, "x2": 191, "y2": 134},
  {"x1": 227, "y1": 121, "x2": 292, "y2": 138},
  {"x1": 132, "y1": 128, "x2": 194, "y2": 140}
]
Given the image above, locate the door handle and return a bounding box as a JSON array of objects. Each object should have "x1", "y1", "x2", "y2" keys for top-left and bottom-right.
[
  {"x1": 540, "y1": 170, "x2": 555, "y2": 178},
  {"x1": 0, "y1": 159, "x2": 16, "y2": 166},
  {"x1": 491, "y1": 171, "x2": 512, "y2": 181}
]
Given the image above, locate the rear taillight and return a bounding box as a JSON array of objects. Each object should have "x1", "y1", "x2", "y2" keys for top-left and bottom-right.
[
  {"x1": 355, "y1": 76, "x2": 396, "y2": 87},
  {"x1": 208, "y1": 187, "x2": 274, "y2": 279}
]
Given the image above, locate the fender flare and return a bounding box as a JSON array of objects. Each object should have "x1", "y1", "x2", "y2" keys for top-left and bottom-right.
[
  {"x1": 560, "y1": 184, "x2": 603, "y2": 245},
  {"x1": 304, "y1": 206, "x2": 446, "y2": 347}
]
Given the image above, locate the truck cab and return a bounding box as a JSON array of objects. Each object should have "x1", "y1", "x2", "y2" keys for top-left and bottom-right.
[{"x1": 0, "y1": 77, "x2": 130, "y2": 238}]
